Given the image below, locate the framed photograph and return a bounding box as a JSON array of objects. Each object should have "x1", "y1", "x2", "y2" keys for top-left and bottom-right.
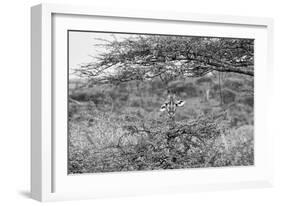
[{"x1": 31, "y1": 3, "x2": 274, "y2": 201}]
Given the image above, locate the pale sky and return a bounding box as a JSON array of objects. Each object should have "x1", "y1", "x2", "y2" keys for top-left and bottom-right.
[{"x1": 68, "y1": 31, "x2": 135, "y2": 79}]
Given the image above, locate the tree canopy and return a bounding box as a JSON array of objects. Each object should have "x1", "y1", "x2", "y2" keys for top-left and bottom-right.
[{"x1": 75, "y1": 35, "x2": 254, "y2": 86}]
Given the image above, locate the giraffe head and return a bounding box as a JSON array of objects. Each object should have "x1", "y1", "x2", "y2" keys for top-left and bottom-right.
[{"x1": 160, "y1": 94, "x2": 185, "y2": 119}]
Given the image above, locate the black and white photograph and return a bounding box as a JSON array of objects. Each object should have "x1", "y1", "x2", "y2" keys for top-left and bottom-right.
[{"x1": 68, "y1": 31, "x2": 254, "y2": 174}]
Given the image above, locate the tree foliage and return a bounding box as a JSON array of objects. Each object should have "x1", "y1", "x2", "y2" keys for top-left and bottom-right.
[{"x1": 75, "y1": 35, "x2": 254, "y2": 86}]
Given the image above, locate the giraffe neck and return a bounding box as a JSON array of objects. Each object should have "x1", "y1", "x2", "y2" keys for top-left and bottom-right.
[
  {"x1": 167, "y1": 116, "x2": 176, "y2": 129},
  {"x1": 167, "y1": 95, "x2": 176, "y2": 129}
]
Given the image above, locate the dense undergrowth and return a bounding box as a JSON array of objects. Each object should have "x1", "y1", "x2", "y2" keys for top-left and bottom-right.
[{"x1": 68, "y1": 73, "x2": 254, "y2": 174}]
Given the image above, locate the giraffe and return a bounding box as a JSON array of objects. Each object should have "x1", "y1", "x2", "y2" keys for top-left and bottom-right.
[
  {"x1": 196, "y1": 71, "x2": 215, "y2": 103},
  {"x1": 160, "y1": 93, "x2": 185, "y2": 129},
  {"x1": 204, "y1": 71, "x2": 215, "y2": 102},
  {"x1": 159, "y1": 93, "x2": 185, "y2": 162}
]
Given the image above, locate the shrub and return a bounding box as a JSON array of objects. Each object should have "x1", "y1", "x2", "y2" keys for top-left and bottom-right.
[
  {"x1": 221, "y1": 89, "x2": 236, "y2": 104},
  {"x1": 68, "y1": 114, "x2": 225, "y2": 173},
  {"x1": 223, "y1": 79, "x2": 244, "y2": 92}
]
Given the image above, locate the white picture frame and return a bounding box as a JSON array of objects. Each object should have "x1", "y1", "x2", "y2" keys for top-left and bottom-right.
[{"x1": 31, "y1": 3, "x2": 274, "y2": 202}]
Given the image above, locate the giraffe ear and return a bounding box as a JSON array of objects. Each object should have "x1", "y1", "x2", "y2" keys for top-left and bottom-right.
[
  {"x1": 176, "y1": 100, "x2": 185, "y2": 107},
  {"x1": 160, "y1": 104, "x2": 166, "y2": 112}
]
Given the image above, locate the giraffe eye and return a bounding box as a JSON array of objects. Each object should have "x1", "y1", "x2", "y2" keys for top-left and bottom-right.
[
  {"x1": 160, "y1": 104, "x2": 166, "y2": 112},
  {"x1": 176, "y1": 100, "x2": 185, "y2": 107}
]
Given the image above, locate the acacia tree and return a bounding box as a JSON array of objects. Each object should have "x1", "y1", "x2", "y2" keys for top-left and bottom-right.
[
  {"x1": 70, "y1": 35, "x2": 255, "y2": 171},
  {"x1": 75, "y1": 35, "x2": 254, "y2": 87}
]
